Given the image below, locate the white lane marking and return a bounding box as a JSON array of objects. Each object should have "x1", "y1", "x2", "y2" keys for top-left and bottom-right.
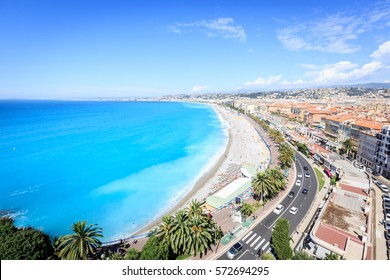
[
  {"x1": 242, "y1": 231, "x2": 253, "y2": 241},
  {"x1": 255, "y1": 239, "x2": 266, "y2": 250},
  {"x1": 237, "y1": 249, "x2": 249, "y2": 260},
  {"x1": 262, "y1": 241, "x2": 270, "y2": 251},
  {"x1": 246, "y1": 233, "x2": 257, "y2": 244},
  {"x1": 250, "y1": 236, "x2": 261, "y2": 247}
]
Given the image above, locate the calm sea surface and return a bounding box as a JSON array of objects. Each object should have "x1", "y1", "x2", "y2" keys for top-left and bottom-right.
[{"x1": 0, "y1": 101, "x2": 226, "y2": 240}]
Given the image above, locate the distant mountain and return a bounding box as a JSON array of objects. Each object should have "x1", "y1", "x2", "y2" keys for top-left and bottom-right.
[{"x1": 337, "y1": 82, "x2": 390, "y2": 89}]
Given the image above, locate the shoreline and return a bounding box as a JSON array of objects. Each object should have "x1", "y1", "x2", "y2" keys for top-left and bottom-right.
[
  {"x1": 120, "y1": 103, "x2": 271, "y2": 242},
  {"x1": 127, "y1": 104, "x2": 232, "y2": 238}
]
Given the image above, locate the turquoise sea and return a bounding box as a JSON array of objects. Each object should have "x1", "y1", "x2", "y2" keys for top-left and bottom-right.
[{"x1": 0, "y1": 101, "x2": 227, "y2": 241}]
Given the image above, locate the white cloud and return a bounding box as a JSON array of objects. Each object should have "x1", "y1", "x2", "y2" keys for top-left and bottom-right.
[
  {"x1": 244, "y1": 75, "x2": 282, "y2": 87},
  {"x1": 192, "y1": 85, "x2": 209, "y2": 93},
  {"x1": 166, "y1": 17, "x2": 246, "y2": 43},
  {"x1": 277, "y1": 3, "x2": 390, "y2": 53},
  {"x1": 243, "y1": 40, "x2": 390, "y2": 89}
]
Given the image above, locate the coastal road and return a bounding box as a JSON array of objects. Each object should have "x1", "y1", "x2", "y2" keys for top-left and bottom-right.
[{"x1": 218, "y1": 152, "x2": 317, "y2": 260}]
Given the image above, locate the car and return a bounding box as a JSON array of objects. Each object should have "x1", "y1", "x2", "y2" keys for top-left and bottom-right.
[
  {"x1": 372, "y1": 171, "x2": 380, "y2": 176},
  {"x1": 385, "y1": 213, "x2": 390, "y2": 222},
  {"x1": 226, "y1": 242, "x2": 243, "y2": 259},
  {"x1": 273, "y1": 204, "x2": 284, "y2": 214},
  {"x1": 366, "y1": 168, "x2": 373, "y2": 173},
  {"x1": 386, "y1": 229, "x2": 390, "y2": 240},
  {"x1": 288, "y1": 191, "x2": 295, "y2": 198},
  {"x1": 383, "y1": 193, "x2": 390, "y2": 199},
  {"x1": 304, "y1": 173, "x2": 310, "y2": 178},
  {"x1": 383, "y1": 197, "x2": 390, "y2": 204},
  {"x1": 296, "y1": 180, "x2": 301, "y2": 186},
  {"x1": 372, "y1": 178, "x2": 379, "y2": 184},
  {"x1": 385, "y1": 221, "x2": 390, "y2": 230},
  {"x1": 384, "y1": 201, "x2": 390, "y2": 208},
  {"x1": 297, "y1": 172, "x2": 302, "y2": 178},
  {"x1": 378, "y1": 184, "x2": 389, "y2": 193},
  {"x1": 303, "y1": 166, "x2": 308, "y2": 171},
  {"x1": 289, "y1": 207, "x2": 298, "y2": 215},
  {"x1": 302, "y1": 188, "x2": 309, "y2": 195}
]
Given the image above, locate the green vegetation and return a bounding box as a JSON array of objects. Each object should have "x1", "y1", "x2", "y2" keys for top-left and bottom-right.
[
  {"x1": 314, "y1": 168, "x2": 325, "y2": 191},
  {"x1": 240, "y1": 202, "x2": 254, "y2": 217},
  {"x1": 271, "y1": 218, "x2": 293, "y2": 260},
  {"x1": 252, "y1": 168, "x2": 286, "y2": 201},
  {"x1": 176, "y1": 253, "x2": 191, "y2": 260},
  {"x1": 342, "y1": 139, "x2": 353, "y2": 157},
  {"x1": 57, "y1": 220, "x2": 103, "y2": 260},
  {"x1": 154, "y1": 199, "x2": 222, "y2": 258},
  {"x1": 252, "y1": 200, "x2": 263, "y2": 211},
  {"x1": 0, "y1": 217, "x2": 53, "y2": 260},
  {"x1": 292, "y1": 251, "x2": 315, "y2": 260},
  {"x1": 296, "y1": 142, "x2": 310, "y2": 157},
  {"x1": 124, "y1": 248, "x2": 140, "y2": 260},
  {"x1": 140, "y1": 235, "x2": 174, "y2": 260},
  {"x1": 278, "y1": 143, "x2": 296, "y2": 168},
  {"x1": 261, "y1": 252, "x2": 276, "y2": 260},
  {"x1": 323, "y1": 252, "x2": 341, "y2": 260}
]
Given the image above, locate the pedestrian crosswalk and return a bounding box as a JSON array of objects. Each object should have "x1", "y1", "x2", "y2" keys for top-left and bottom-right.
[{"x1": 240, "y1": 231, "x2": 271, "y2": 252}]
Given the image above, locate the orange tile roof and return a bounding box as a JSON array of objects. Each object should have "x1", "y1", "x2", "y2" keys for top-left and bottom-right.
[{"x1": 354, "y1": 121, "x2": 382, "y2": 130}]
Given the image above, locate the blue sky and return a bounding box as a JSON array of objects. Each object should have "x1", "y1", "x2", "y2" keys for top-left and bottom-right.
[{"x1": 1, "y1": 0, "x2": 390, "y2": 98}]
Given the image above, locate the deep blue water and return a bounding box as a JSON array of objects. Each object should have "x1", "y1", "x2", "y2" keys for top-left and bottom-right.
[{"x1": 0, "y1": 100, "x2": 226, "y2": 240}]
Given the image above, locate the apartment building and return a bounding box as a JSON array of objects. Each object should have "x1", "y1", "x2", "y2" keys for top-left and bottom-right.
[
  {"x1": 376, "y1": 126, "x2": 390, "y2": 179},
  {"x1": 357, "y1": 130, "x2": 379, "y2": 170}
]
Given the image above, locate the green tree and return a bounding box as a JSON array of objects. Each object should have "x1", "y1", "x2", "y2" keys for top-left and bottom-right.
[
  {"x1": 252, "y1": 171, "x2": 274, "y2": 201},
  {"x1": 292, "y1": 251, "x2": 315, "y2": 260},
  {"x1": 140, "y1": 235, "x2": 173, "y2": 260},
  {"x1": 156, "y1": 215, "x2": 173, "y2": 242},
  {"x1": 278, "y1": 144, "x2": 296, "y2": 168},
  {"x1": 342, "y1": 139, "x2": 353, "y2": 157},
  {"x1": 271, "y1": 218, "x2": 293, "y2": 260},
  {"x1": 268, "y1": 168, "x2": 286, "y2": 192},
  {"x1": 324, "y1": 252, "x2": 340, "y2": 260},
  {"x1": 240, "y1": 202, "x2": 254, "y2": 217},
  {"x1": 124, "y1": 248, "x2": 140, "y2": 260},
  {"x1": 170, "y1": 210, "x2": 189, "y2": 254},
  {"x1": 330, "y1": 176, "x2": 337, "y2": 186},
  {"x1": 261, "y1": 252, "x2": 276, "y2": 260},
  {"x1": 0, "y1": 217, "x2": 54, "y2": 260},
  {"x1": 185, "y1": 215, "x2": 214, "y2": 257},
  {"x1": 58, "y1": 220, "x2": 103, "y2": 260}
]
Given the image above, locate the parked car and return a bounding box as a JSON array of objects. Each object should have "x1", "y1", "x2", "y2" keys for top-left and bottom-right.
[
  {"x1": 372, "y1": 171, "x2": 380, "y2": 176},
  {"x1": 366, "y1": 168, "x2": 373, "y2": 173},
  {"x1": 302, "y1": 188, "x2": 309, "y2": 195},
  {"x1": 383, "y1": 197, "x2": 390, "y2": 204},
  {"x1": 372, "y1": 178, "x2": 379, "y2": 184},
  {"x1": 378, "y1": 183, "x2": 389, "y2": 193},
  {"x1": 296, "y1": 180, "x2": 301, "y2": 186},
  {"x1": 289, "y1": 207, "x2": 298, "y2": 215},
  {"x1": 227, "y1": 242, "x2": 243, "y2": 259},
  {"x1": 288, "y1": 191, "x2": 295, "y2": 198},
  {"x1": 385, "y1": 221, "x2": 390, "y2": 230},
  {"x1": 386, "y1": 229, "x2": 390, "y2": 240},
  {"x1": 385, "y1": 213, "x2": 390, "y2": 222},
  {"x1": 297, "y1": 172, "x2": 302, "y2": 178},
  {"x1": 383, "y1": 193, "x2": 390, "y2": 199},
  {"x1": 305, "y1": 173, "x2": 310, "y2": 178},
  {"x1": 273, "y1": 204, "x2": 284, "y2": 214}
]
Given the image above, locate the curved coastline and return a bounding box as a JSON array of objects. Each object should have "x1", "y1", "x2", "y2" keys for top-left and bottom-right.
[
  {"x1": 123, "y1": 103, "x2": 231, "y2": 240},
  {"x1": 111, "y1": 102, "x2": 271, "y2": 244}
]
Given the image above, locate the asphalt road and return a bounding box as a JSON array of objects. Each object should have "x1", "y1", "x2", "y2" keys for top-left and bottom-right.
[{"x1": 218, "y1": 152, "x2": 318, "y2": 260}]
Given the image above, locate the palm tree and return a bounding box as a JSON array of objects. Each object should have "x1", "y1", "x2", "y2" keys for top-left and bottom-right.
[
  {"x1": 156, "y1": 215, "x2": 173, "y2": 242},
  {"x1": 58, "y1": 220, "x2": 103, "y2": 260},
  {"x1": 188, "y1": 199, "x2": 204, "y2": 218},
  {"x1": 252, "y1": 171, "x2": 275, "y2": 201},
  {"x1": 186, "y1": 215, "x2": 214, "y2": 256},
  {"x1": 170, "y1": 210, "x2": 189, "y2": 254},
  {"x1": 268, "y1": 168, "x2": 286, "y2": 191},
  {"x1": 278, "y1": 144, "x2": 295, "y2": 168}
]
